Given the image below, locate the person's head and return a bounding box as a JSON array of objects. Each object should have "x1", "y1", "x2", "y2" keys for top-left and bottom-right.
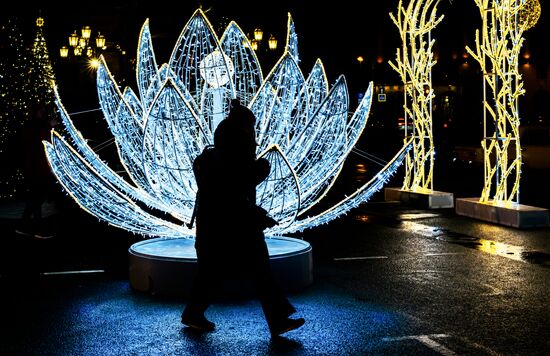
[
  {"x1": 214, "y1": 99, "x2": 257, "y2": 153},
  {"x1": 227, "y1": 99, "x2": 256, "y2": 128}
]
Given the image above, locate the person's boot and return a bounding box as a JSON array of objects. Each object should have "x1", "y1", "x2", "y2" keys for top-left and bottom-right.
[
  {"x1": 269, "y1": 317, "x2": 305, "y2": 337},
  {"x1": 181, "y1": 311, "x2": 215, "y2": 332}
]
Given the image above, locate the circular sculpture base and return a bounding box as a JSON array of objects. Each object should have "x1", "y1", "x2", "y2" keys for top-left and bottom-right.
[{"x1": 129, "y1": 236, "x2": 313, "y2": 297}]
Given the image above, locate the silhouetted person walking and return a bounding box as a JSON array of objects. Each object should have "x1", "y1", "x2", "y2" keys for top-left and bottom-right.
[
  {"x1": 181, "y1": 99, "x2": 304, "y2": 337},
  {"x1": 15, "y1": 102, "x2": 58, "y2": 239}
]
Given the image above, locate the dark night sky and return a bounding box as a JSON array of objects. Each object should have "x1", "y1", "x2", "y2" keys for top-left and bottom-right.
[{"x1": 5, "y1": 0, "x2": 549, "y2": 96}]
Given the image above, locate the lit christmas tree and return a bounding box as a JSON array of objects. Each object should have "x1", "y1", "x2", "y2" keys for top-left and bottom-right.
[
  {"x1": 0, "y1": 15, "x2": 59, "y2": 201},
  {"x1": 0, "y1": 18, "x2": 32, "y2": 200},
  {"x1": 29, "y1": 16, "x2": 57, "y2": 116}
]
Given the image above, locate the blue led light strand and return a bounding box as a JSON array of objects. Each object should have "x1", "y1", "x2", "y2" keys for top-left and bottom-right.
[{"x1": 46, "y1": 9, "x2": 401, "y2": 239}]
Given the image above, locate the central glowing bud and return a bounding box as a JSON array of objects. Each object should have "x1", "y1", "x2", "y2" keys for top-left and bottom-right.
[{"x1": 199, "y1": 50, "x2": 234, "y2": 89}]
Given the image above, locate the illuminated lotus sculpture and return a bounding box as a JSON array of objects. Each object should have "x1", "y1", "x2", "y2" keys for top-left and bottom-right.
[{"x1": 44, "y1": 9, "x2": 410, "y2": 240}]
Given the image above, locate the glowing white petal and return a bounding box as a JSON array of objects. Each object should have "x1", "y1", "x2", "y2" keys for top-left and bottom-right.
[
  {"x1": 252, "y1": 53, "x2": 305, "y2": 152},
  {"x1": 220, "y1": 21, "x2": 263, "y2": 106},
  {"x1": 97, "y1": 58, "x2": 152, "y2": 193},
  {"x1": 45, "y1": 133, "x2": 191, "y2": 238},
  {"x1": 257, "y1": 145, "x2": 301, "y2": 229},
  {"x1": 169, "y1": 9, "x2": 235, "y2": 121},
  {"x1": 137, "y1": 19, "x2": 162, "y2": 112},
  {"x1": 142, "y1": 78, "x2": 210, "y2": 218},
  {"x1": 280, "y1": 140, "x2": 413, "y2": 234},
  {"x1": 286, "y1": 13, "x2": 300, "y2": 64}
]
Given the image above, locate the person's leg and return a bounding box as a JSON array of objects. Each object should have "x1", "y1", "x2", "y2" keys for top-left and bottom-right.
[
  {"x1": 182, "y1": 249, "x2": 217, "y2": 331},
  {"x1": 247, "y1": 238, "x2": 303, "y2": 335}
]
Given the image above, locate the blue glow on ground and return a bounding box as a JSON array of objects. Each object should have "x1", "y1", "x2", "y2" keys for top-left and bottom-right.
[{"x1": 4, "y1": 280, "x2": 407, "y2": 355}]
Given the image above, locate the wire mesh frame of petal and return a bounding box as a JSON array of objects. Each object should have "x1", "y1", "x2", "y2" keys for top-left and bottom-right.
[
  {"x1": 142, "y1": 78, "x2": 210, "y2": 218},
  {"x1": 97, "y1": 59, "x2": 152, "y2": 194},
  {"x1": 220, "y1": 21, "x2": 264, "y2": 107},
  {"x1": 257, "y1": 145, "x2": 301, "y2": 230},
  {"x1": 46, "y1": 132, "x2": 192, "y2": 238},
  {"x1": 137, "y1": 19, "x2": 162, "y2": 114},
  {"x1": 52, "y1": 85, "x2": 170, "y2": 213},
  {"x1": 252, "y1": 53, "x2": 305, "y2": 152},
  {"x1": 169, "y1": 9, "x2": 235, "y2": 121}
]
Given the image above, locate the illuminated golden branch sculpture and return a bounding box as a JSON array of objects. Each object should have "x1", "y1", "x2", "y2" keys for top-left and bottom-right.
[
  {"x1": 466, "y1": 0, "x2": 539, "y2": 206},
  {"x1": 389, "y1": 0, "x2": 444, "y2": 193}
]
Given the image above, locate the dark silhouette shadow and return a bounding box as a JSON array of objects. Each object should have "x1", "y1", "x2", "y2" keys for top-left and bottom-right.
[
  {"x1": 181, "y1": 99, "x2": 305, "y2": 337},
  {"x1": 15, "y1": 101, "x2": 59, "y2": 240},
  {"x1": 268, "y1": 335, "x2": 304, "y2": 353}
]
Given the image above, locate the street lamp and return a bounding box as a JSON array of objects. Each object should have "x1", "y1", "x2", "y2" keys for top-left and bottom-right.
[
  {"x1": 81, "y1": 25, "x2": 92, "y2": 39},
  {"x1": 254, "y1": 28, "x2": 263, "y2": 41},
  {"x1": 268, "y1": 34, "x2": 277, "y2": 51},
  {"x1": 96, "y1": 33, "x2": 106, "y2": 48},
  {"x1": 62, "y1": 26, "x2": 106, "y2": 60},
  {"x1": 60, "y1": 46, "x2": 69, "y2": 58},
  {"x1": 251, "y1": 39, "x2": 259, "y2": 51},
  {"x1": 249, "y1": 27, "x2": 278, "y2": 53},
  {"x1": 68, "y1": 31, "x2": 79, "y2": 47}
]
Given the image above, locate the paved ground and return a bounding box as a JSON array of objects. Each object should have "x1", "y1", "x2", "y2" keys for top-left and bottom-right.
[
  {"x1": 1, "y1": 190, "x2": 549, "y2": 355},
  {"x1": 1, "y1": 139, "x2": 549, "y2": 355}
]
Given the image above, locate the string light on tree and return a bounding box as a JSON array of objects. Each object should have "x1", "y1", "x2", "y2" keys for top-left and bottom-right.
[
  {"x1": 0, "y1": 18, "x2": 32, "y2": 200},
  {"x1": 30, "y1": 16, "x2": 57, "y2": 113},
  {"x1": 466, "y1": 0, "x2": 538, "y2": 206},
  {"x1": 519, "y1": 0, "x2": 541, "y2": 30},
  {"x1": 389, "y1": 0, "x2": 444, "y2": 194}
]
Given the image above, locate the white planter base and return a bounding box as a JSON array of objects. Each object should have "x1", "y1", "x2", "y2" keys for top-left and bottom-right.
[
  {"x1": 456, "y1": 197, "x2": 549, "y2": 229},
  {"x1": 128, "y1": 236, "x2": 313, "y2": 298},
  {"x1": 385, "y1": 187, "x2": 455, "y2": 209}
]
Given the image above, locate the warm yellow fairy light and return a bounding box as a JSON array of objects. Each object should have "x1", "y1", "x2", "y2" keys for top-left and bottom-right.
[
  {"x1": 519, "y1": 0, "x2": 541, "y2": 30},
  {"x1": 389, "y1": 0, "x2": 443, "y2": 193},
  {"x1": 466, "y1": 0, "x2": 535, "y2": 206}
]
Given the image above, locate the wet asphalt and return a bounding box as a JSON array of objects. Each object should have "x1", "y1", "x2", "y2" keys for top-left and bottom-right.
[{"x1": 1, "y1": 192, "x2": 549, "y2": 355}]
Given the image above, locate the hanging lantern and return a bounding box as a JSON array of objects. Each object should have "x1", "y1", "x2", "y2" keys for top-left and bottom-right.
[
  {"x1": 254, "y1": 28, "x2": 263, "y2": 41},
  {"x1": 81, "y1": 25, "x2": 92, "y2": 39},
  {"x1": 268, "y1": 34, "x2": 277, "y2": 50},
  {"x1": 96, "y1": 33, "x2": 106, "y2": 48},
  {"x1": 60, "y1": 46, "x2": 69, "y2": 58},
  {"x1": 69, "y1": 31, "x2": 79, "y2": 47}
]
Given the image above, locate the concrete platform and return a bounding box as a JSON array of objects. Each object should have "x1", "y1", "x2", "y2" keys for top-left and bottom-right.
[
  {"x1": 385, "y1": 187, "x2": 454, "y2": 209},
  {"x1": 456, "y1": 197, "x2": 550, "y2": 229},
  {"x1": 128, "y1": 236, "x2": 313, "y2": 297}
]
